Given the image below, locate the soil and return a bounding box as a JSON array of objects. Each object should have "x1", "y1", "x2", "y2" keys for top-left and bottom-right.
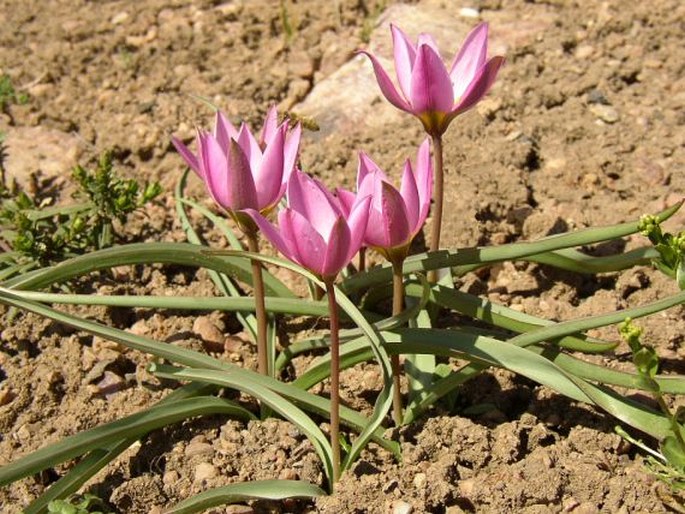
[{"x1": 1, "y1": 0, "x2": 685, "y2": 512}]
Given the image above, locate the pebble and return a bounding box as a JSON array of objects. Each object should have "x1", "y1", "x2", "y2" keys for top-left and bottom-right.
[
  {"x1": 458, "y1": 7, "x2": 480, "y2": 18},
  {"x1": 413, "y1": 472, "x2": 427, "y2": 489},
  {"x1": 162, "y1": 469, "x2": 179, "y2": 486},
  {"x1": 185, "y1": 441, "x2": 214, "y2": 458},
  {"x1": 589, "y1": 104, "x2": 619, "y2": 123},
  {"x1": 193, "y1": 462, "x2": 217, "y2": 483},
  {"x1": 193, "y1": 316, "x2": 225, "y2": 352},
  {"x1": 111, "y1": 11, "x2": 129, "y2": 25},
  {"x1": 0, "y1": 387, "x2": 14, "y2": 406},
  {"x1": 96, "y1": 370, "x2": 126, "y2": 399},
  {"x1": 392, "y1": 500, "x2": 413, "y2": 514}
]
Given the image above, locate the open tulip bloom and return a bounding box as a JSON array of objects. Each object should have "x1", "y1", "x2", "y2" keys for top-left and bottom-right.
[
  {"x1": 338, "y1": 138, "x2": 433, "y2": 266},
  {"x1": 338, "y1": 139, "x2": 433, "y2": 423},
  {"x1": 248, "y1": 169, "x2": 372, "y2": 482},
  {"x1": 248, "y1": 169, "x2": 371, "y2": 282},
  {"x1": 360, "y1": 22, "x2": 504, "y2": 137},
  {"x1": 172, "y1": 107, "x2": 301, "y2": 378},
  {"x1": 172, "y1": 106, "x2": 302, "y2": 231}
]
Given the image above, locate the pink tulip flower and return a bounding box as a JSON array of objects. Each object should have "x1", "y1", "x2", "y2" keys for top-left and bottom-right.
[
  {"x1": 360, "y1": 22, "x2": 504, "y2": 136},
  {"x1": 172, "y1": 106, "x2": 302, "y2": 228},
  {"x1": 338, "y1": 139, "x2": 433, "y2": 264},
  {"x1": 248, "y1": 170, "x2": 371, "y2": 281}
]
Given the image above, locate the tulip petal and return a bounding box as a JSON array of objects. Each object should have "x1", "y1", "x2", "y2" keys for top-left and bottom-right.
[
  {"x1": 245, "y1": 208, "x2": 294, "y2": 262},
  {"x1": 451, "y1": 55, "x2": 504, "y2": 117},
  {"x1": 335, "y1": 187, "x2": 356, "y2": 217},
  {"x1": 283, "y1": 122, "x2": 301, "y2": 180},
  {"x1": 359, "y1": 50, "x2": 412, "y2": 112},
  {"x1": 226, "y1": 139, "x2": 259, "y2": 211},
  {"x1": 410, "y1": 44, "x2": 454, "y2": 115},
  {"x1": 198, "y1": 134, "x2": 232, "y2": 208},
  {"x1": 366, "y1": 181, "x2": 411, "y2": 248},
  {"x1": 236, "y1": 123, "x2": 263, "y2": 174},
  {"x1": 254, "y1": 125, "x2": 286, "y2": 211},
  {"x1": 260, "y1": 105, "x2": 279, "y2": 147},
  {"x1": 399, "y1": 160, "x2": 420, "y2": 232},
  {"x1": 281, "y1": 208, "x2": 328, "y2": 276},
  {"x1": 172, "y1": 136, "x2": 200, "y2": 176},
  {"x1": 449, "y1": 23, "x2": 489, "y2": 100},
  {"x1": 346, "y1": 195, "x2": 372, "y2": 264},
  {"x1": 414, "y1": 138, "x2": 433, "y2": 225},
  {"x1": 287, "y1": 171, "x2": 340, "y2": 239},
  {"x1": 356, "y1": 151, "x2": 387, "y2": 190},
  {"x1": 215, "y1": 111, "x2": 238, "y2": 151},
  {"x1": 417, "y1": 33, "x2": 442, "y2": 58},
  {"x1": 321, "y1": 216, "x2": 352, "y2": 278},
  {"x1": 391, "y1": 23, "x2": 417, "y2": 100}
]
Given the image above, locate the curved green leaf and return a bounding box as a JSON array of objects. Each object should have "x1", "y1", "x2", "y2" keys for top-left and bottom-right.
[
  {"x1": 0, "y1": 397, "x2": 254, "y2": 487},
  {"x1": 165, "y1": 479, "x2": 325, "y2": 514}
]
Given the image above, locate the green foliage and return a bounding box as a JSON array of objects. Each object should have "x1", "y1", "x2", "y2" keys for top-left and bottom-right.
[
  {"x1": 47, "y1": 493, "x2": 110, "y2": 514},
  {"x1": 0, "y1": 151, "x2": 161, "y2": 268},
  {"x1": 618, "y1": 319, "x2": 685, "y2": 492},
  {"x1": 0, "y1": 73, "x2": 29, "y2": 113},
  {"x1": 639, "y1": 213, "x2": 685, "y2": 289}
]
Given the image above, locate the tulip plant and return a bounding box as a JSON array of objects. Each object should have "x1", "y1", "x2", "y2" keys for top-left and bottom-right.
[{"x1": 1, "y1": 20, "x2": 685, "y2": 514}]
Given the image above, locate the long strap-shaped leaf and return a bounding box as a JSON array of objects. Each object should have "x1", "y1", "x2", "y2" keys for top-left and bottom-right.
[
  {"x1": 402, "y1": 287, "x2": 685, "y2": 423},
  {"x1": 1, "y1": 290, "x2": 328, "y2": 316},
  {"x1": 0, "y1": 397, "x2": 255, "y2": 487},
  {"x1": 0, "y1": 290, "x2": 398, "y2": 458},
  {"x1": 152, "y1": 364, "x2": 334, "y2": 485},
  {"x1": 2, "y1": 242, "x2": 294, "y2": 298},
  {"x1": 23, "y1": 382, "x2": 215, "y2": 514},
  {"x1": 341, "y1": 200, "x2": 682, "y2": 293},
  {"x1": 206, "y1": 250, "x2": 395, "y2": 472},
  {"x1": 165, "y1": 479, "x2": 325, "y2": 514},
  {"x1": 384, "y1": 328, "x2": 672, "y2": 440}
]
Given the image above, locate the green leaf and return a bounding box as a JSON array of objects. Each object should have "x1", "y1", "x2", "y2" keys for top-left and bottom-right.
[
  {"x1": 166, "y1": 479, "x2": 325, "y2": 514},
  {"x1": 660, "y1": 436, "x2": 685, "y2": 471},
  {"x1": 0, "y1": 397, "x2": 254, "y2": 487},
  {"x1": 151, "y1": 364, "x2": 335, "y2": 485}
]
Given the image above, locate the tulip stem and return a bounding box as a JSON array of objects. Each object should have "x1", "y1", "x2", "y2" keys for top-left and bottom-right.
[
  {"x1": 358, "y1": 247, "x2": 366, "y2": 273},
  {"x1": 245, "y1": 231, "x2": 270, "y2": 377},
  {"x1": 324, "y1": 278, "x2": 342, "y2": 484},
  {"x1": 428, "y1": 134, "x2": 444, "y2": 284},
  {"x1": 391, "y1": 260, "x2": 405, "y2": 425}
]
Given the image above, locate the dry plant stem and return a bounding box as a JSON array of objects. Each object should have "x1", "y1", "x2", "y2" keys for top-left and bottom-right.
[
  {"x1": 428, "y1": 133, "x2": 444, "y2": 284},
  {"x1": 391, "y1": 260, "x2": 405, "y2": 425},
  {"x1": 245, "y1": 231, "x2": 269, "y2": 377},
  {"x1": 325, "y1": 278, "x2": 341, "y2": 484}
]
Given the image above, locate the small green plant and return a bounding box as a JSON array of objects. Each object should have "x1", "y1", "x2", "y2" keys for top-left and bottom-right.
[
  {"x1": 617, "y1": 319, "x2": 685, "y2": 493},
  {"x1": 0, "y1": 73, "x2": 29, "y2": 113},
  {"x1": 47, "y1": 493, "x2": 111, "y2": 514},
  {"x1": 639, "y1": 214, "x2": 685, "y2": 289},
  {"x1": 0, "y1": 151, "x2": 161, "y2": 270}
]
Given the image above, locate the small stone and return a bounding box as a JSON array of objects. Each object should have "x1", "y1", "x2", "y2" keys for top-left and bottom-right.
[
  {"x1": 590, "y1": 104, "x2": 619, "y2": 123},
  {"x1": 193, "y1": 316, "x2": 225, "y2": 352},
  {"x1": 223, "y1": 335, "x2": 245, "y2": 353},
  {"x1": 573, "y1": 502, "x2": 600, "y2": 514},
  {"x1": 392, "y1": 500, "x2": 413, "y2": 514},
  {"x1": 0, "y1": 387, "x2": 14, "y2": 406},
  {"x1": 278, "y1": 468, "x2": 298, "y2": 480},
  {"x1": 162, "y1": 470, "x2": 179, "y2": 486},
  {"x1": 194, "y1": 462, "x2": 217, "y2": 483},
  {"x1": 459, "y1": 478, "x2": 476, "y2": 497},
  {"x1": 111, "y1": 11, "x2": 129, "y2": 25},
  {"x1": 185, "y1": 441, "x2": 214, "y2": 458},
  {"x1": 574, "y1": 45, "x2": 594, "y2": 59},
  {"x1": 459, "y1": 7, "x2": 480, "y2": 18},
  {"x1": 413, "y1": 472, "x2": 427, "y2": 489},
  {"x1": 96, "y1": 371, "x2": 126, "y2": 399}
]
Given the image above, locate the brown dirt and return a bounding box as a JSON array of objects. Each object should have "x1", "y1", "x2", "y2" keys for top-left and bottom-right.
[{"x1": 1, "y1": 0, "x2": 685, "y2": 512}]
